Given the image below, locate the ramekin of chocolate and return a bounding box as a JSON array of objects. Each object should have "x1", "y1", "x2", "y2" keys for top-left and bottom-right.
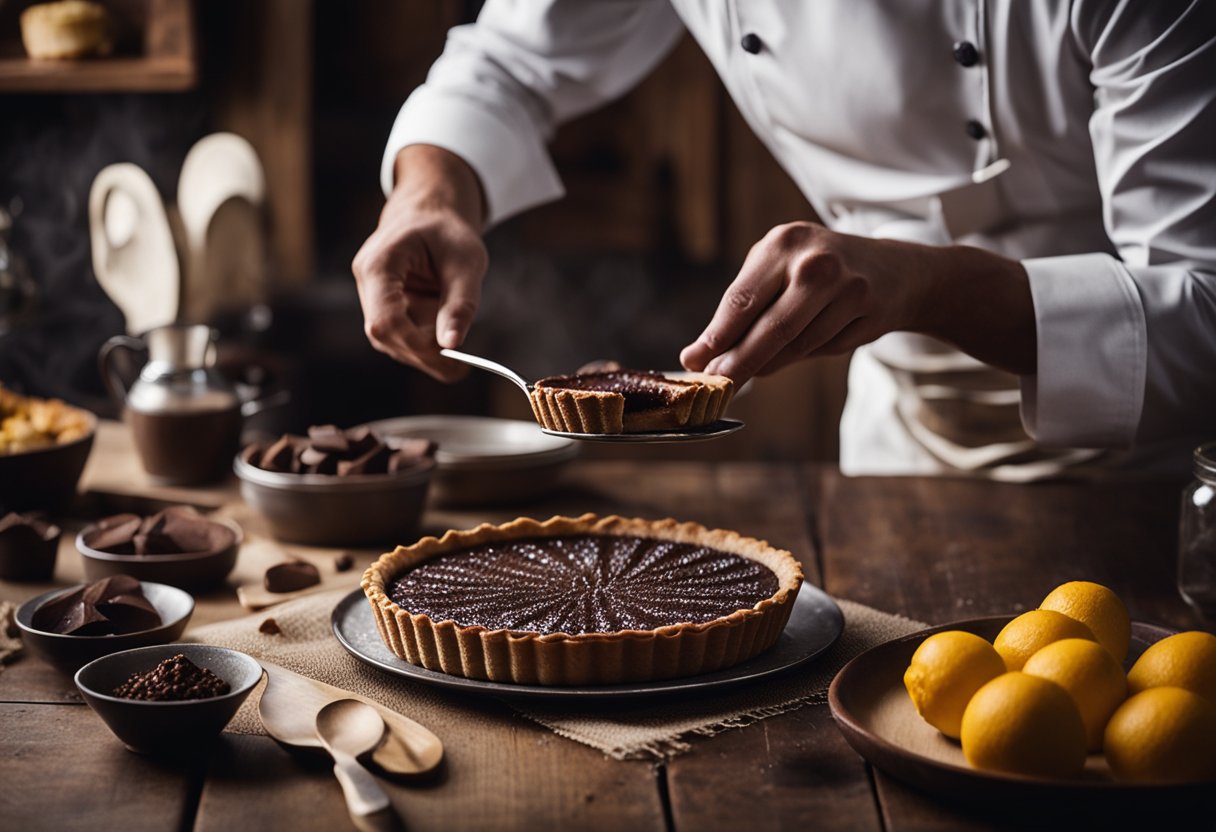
[
  {"x1": 0, "y1": 511, "x2": 61, "y2": 581},
  {"x1": 234, "y1": 423, "x2": 436, "y2": 546},
  {"x1": 14, "y1": 578, "x2": 194, "y2": 674},
  {"x1": 74, "y1": 643, "x2": 263, "y2": 755},
  {"x1": 76, "y1": 506, "x2": 242, "y2": 590}
]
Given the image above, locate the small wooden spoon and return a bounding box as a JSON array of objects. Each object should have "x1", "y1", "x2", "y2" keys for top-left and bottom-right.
[{"x1": 315, "y1": 699, "x2": 399, "y2": 831}]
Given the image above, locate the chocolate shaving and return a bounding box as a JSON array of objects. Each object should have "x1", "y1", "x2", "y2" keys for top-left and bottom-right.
[
  {"x1": 264, "y1": 559, "x2": 321, "y2": 593},
  {"x1": 31, "y1": 575, "x2": 163, "y2": 636}
]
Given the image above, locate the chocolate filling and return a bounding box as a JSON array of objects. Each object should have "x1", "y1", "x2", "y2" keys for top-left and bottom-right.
[
  {"x1": 388, "y1": 534, "x2": 779, "y2": 635},
  {"x1": 534, "y1": 370, "x2": 685, "y2": 413}
]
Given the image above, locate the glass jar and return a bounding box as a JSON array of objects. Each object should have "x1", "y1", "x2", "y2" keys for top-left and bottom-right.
[{"x1": 1179, "y1": 442, "x2": 1216, "y2": 616}]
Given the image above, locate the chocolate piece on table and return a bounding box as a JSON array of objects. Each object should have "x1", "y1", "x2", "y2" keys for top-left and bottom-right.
[
  {"x1": 333, "y1": 552, "x2": 354, "y2": 572},
  {"x1": 258, "y1": 618, "x2": 281, "y2": 635},
  {"x1": 307, "y1": 424, "x2": 350, "y2": 454},
  {"x1": 258, "y1": 434, "x2": 297, "y2": 472},
  {"x1": 264, "y1": 559, "x2": 321, "y2": 593}
]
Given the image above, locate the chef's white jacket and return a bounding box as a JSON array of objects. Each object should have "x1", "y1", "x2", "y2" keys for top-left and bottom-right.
[{"x1": 381, "y1": 0, "x2": 1216, "y2": 479}]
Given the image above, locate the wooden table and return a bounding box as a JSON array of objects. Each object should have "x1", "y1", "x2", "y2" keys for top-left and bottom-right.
[{"x1": 2, "y1": 422, "x2": 1211, "y2": 830}]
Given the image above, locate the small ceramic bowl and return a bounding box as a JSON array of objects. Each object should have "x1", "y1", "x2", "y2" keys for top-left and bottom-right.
[
  {"x1": 15, "y1": 581, "x2": 195, "y2": 674},
  {"x1": 234, "y1": 454, "x2": 434, "y2": 546},
  {"x1": 76, "y1": 516, "x2": 242, "y2": 591},
  {"x1": 0, "y1": 409, "x2": 96, "y2": 513},
  {"x1": 75, "y1": 644, "x2": 263, "y2": 755}
]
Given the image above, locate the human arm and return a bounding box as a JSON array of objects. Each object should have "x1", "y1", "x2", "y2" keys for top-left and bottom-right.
[{"x1": 354, "y1": 0, "x2": 686, "y2": 379}]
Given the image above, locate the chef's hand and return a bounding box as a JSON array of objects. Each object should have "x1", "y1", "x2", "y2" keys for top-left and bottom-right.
[
  {"x1": 679, "y1": 221, "x2": 1036, "y2": 385},
  {"x1": 352, "y1": 145, "x2": 488, "y2": 382}
]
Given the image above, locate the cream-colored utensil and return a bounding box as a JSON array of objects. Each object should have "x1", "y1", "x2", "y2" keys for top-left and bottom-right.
[
  {"x1": 316, "y1": 699, "x2": 397, "y2": 832},
  {"x1": 256, "y1": 660, "x2": 442, "y2": 776},
  {"x1": 439, "y1": 348, "x2": 745, "y2": 443},
  {"x1": 88, "y1": 163, "x2": 180, "y2": 335}
]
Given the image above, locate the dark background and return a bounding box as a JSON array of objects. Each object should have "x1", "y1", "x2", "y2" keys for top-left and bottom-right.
[{"x1": 0, "y1": 0, "x2": 846, "y2": 461}]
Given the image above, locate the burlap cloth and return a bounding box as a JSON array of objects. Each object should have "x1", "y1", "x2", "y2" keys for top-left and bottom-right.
[{"x1": 188, "y1": 588, "x2": 925, "y2": 761}]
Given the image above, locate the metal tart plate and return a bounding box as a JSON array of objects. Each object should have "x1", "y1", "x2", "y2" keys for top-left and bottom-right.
[
  {"x1": 331, "y1": 582, "x2": 842, "y2": 700},
  {"x1": 540, "y1": 418, "x2": 745, "y2": 444}
]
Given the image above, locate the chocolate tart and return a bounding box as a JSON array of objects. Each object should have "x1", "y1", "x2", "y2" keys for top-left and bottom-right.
[
  {"x1": 529, "y1": 369, "x2": 734, "y2": 433},
  {"x1": 361, "y1": 514, "x2": 804, "y2": 685}
]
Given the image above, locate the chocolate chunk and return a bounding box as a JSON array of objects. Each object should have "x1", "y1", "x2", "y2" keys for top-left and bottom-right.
[
  {"x1": 299, "y1": 446, "x2": 339, "y2": 475},
  {"x1": 31, "y1": 575, "x2": 163, "y2": 636},
  {"x1": 307, "y1": 424, "x2": 350, "y2": 453},
  {"x1": 333, "y1": 552, "x2": 354, "y2": 572},
  {"x1": 337, "y1": 443, "x2": 392, "y2": 476},
  {"x1": 258, "y1": 617, "x2": 281, "y2": 635},
  {"x1": 343, "y1": 425, "x2": 379, "y2": 456},
  {"x1": 239, "y1": 442, "x2": 262, "y2": 467},
  {"x1": 85, "y1": 514, "x2": 143, "y2": 554},
  {"x1": 264, "y1": 559, "x2": 321, "y2": 593},
  {"x1": 258, "y1": 435, "x2": 297, "y2": 472}
]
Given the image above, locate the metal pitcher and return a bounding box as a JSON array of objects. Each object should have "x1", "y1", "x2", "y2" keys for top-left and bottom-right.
[{"x1": 99, "y1": 323, "x2": 243, "y2": 485}]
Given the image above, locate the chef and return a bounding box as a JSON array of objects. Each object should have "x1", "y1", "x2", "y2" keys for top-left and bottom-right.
[{"x1": 352, "y1": 0, "x2": 1216, "y2": 481}]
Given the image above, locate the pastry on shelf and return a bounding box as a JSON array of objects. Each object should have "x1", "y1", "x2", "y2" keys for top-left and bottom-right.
[
  {"x1": 529, "y1": 361, "x2": 734, "y2": 433},
  {"x1": 20, "y1": 0, "x2": 113, "y2": 60},
  {"x1": 362, "y1": 514, "x2": 804, "y2": 685}
]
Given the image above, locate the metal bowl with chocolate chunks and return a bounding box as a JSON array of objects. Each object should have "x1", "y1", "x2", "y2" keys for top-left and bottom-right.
[{"x1": 234, "y1": 424, "x2": 436, "y2": 546}]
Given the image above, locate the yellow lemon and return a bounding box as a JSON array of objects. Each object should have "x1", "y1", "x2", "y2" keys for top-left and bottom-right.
[
  {"x1": 1103, "y1": 687, "x2": 1216, "y2": 783},
  {"x1": 992, "y1": 609, "x2": 1096, "y2": 671},
  {"x1": 1022, "y1": 638, "x2": 1126, "y2": 751},
  {"x1": 960, "y1": 672, "x2": 1087, "y2": 778},
  {"x1": 903, "y1": 630, "x2": 1006, "y2": 739},
  {"x1": 1039, "y1": 581, "x2": 1131, "y2": 662},
  {"x1": 1127, "y1": 631, "x2": 1216, "y2": 700}
]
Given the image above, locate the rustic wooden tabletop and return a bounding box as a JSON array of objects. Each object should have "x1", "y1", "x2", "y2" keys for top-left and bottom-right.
[{"x1": 2, "y1": 421, "x2": 1211, "y2": 830}]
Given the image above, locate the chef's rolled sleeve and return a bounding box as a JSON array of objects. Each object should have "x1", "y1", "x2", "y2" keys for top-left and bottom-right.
[{"x1": 1020, "y1": 254, "x2": 1145, "y2": 448}]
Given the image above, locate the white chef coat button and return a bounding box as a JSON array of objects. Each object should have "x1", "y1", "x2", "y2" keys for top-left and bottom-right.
[
  {"x1": 953, "y1": 41, "x2": 979, "y2": 67},
  {"x1": 965, "y1": 120, "x2": 987, "y2": 140},
  {"x1": 741, "y1": 33, "x2": 763, "y2": 54}
]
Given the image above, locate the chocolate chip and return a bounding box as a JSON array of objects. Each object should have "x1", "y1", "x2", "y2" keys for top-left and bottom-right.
[
  {"x1": 258, "y1": 618, "x2": 281, "y2": 635},
  {"x1": 333, "y1": 552, "x2": 354, "y2": 572},
  {"x1": 111, "y1": 653, "x2": 230, "y2": 701},
  {"x1": 264, "y1": 559, "x2": 321, "y2": 593}
]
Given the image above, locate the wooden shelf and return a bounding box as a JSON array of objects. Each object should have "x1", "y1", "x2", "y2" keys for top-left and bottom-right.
[{"x1": 0, "y1": 0, "x2": 195, "y2": 93}]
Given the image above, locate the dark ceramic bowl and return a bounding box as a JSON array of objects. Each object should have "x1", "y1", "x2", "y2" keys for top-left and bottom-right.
[
  {"x1": 0, "y1": 517, "x2": 61, "y2": 581},
  {"x1": 14, "y1": 581, "x2": 195, "y2": 674},
  {"x1": 0, "y1": 409, "x2": 96, "y2": 513},
  {"x1": 76, "y1": 516, "x2": 243, "y2": 591},
  {"x1": 75, "y1": 644, "x2": 263, "y2": 755},
  {"x1": 234, "y1": 454, "x2": 435, "y2": 546}
]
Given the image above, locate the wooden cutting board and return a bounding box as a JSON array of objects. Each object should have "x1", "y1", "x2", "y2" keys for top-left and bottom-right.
[{"x1": 256, "y1": 660, "x2": 443, "y2": 777}]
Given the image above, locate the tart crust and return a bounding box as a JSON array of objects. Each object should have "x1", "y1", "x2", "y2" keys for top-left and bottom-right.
[
  {"x1": 529, "y1": 370, "x2": 735, "y2": 434},
  {"x1": 362, "y1": 514, "x2": 804, "y2": 685}
]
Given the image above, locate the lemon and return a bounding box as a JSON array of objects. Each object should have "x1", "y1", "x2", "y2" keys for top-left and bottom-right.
[
  {"x1": 1127, "y1": 631, "x2": 1216, "y2": 700},
  {"x1": 992, "y1": 609, "x2": 1096, "y2": 671},
  {"x1": 1103, "y1": 687, "x2": 1216, "y2": 783},
  {"x1": 1022, "y1": 638, "x2": 1126, "y2": 751},
  {"x1": 1039, "y1": 581, "x2": 1131, "y2": 663},
  {"x1": 960, "y1": 672, "x2": 1087, "y2": 778},
  {"x1": 903, "y1": 630, "x2": 1006, "y2": 739}
]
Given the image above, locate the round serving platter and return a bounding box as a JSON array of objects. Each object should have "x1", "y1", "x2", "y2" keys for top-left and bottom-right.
[
  {"x1": 331, "y1": 582, "x2": 843, "y2": 700},
  {"x1": 827, "y1": 616, "x2": 1210, "y2": 805}
]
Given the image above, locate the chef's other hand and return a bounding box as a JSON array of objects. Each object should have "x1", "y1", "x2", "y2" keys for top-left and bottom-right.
[
  {"x1": 352, "y1": 144, "x2": 488, "y2": 382},
  {"x1": 679, "y1": 221, "x2": 1035, "y2": 385}
]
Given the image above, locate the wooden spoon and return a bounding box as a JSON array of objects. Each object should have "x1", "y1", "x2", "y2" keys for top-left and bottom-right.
[{"x1": 316, "y1": 699, "x2": 399, "y2": 832}]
